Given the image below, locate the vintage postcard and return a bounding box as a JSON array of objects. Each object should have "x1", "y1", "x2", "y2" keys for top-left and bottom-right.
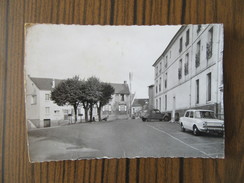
[{"x1": 24, "y1": 24, "x2": 224, "y2": 162}]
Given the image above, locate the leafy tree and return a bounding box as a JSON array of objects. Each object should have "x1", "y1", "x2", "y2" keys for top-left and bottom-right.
[
  {"x1": 82, "y1": 77, "x2": 102, "y2": 122},
  {"x1": 51, "y1": 76, "x2": 83, "y2": 123},
  {"x1": 96, "y1": 83, "x2": 115, "y2": 121}
]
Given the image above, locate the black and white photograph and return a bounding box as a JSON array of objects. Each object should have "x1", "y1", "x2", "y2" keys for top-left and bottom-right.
[{"x1": 25, "y1": 24, "x2": 224, "y2": 162}]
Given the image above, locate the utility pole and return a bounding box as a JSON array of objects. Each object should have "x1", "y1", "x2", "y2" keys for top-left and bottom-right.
[{"x1": 129, "y1": 72, "x2": 132, "y2": 118}]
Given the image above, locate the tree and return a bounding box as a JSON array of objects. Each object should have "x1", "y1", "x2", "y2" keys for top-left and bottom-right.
[
  {"x1": 82, "y1": 77, "x2": 102, "y2": 122},
  {"x1": 51, "y1": 76, "x2": 83, "y2": 123},
  {"x1": 96, "y1": 83, "x2": 115, "y2": 121}
]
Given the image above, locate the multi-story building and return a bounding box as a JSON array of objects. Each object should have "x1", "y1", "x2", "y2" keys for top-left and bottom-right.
[
  {"x1": 26, "y1": 76, "x2": 131, "y2": 128},
  {"x1": 152, "y1": 24, "x2": 224, "y2": 121}
]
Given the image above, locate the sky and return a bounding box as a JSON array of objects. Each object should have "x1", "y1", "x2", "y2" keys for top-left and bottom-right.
[{"x1": 25, "y1": 24, "x2": 181, "y2": 98}]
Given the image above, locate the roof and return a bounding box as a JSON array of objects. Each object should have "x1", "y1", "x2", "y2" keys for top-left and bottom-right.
[
  {"x1": 132, "y1": 98, "x2": 149, "y2": 107},
  {"x1": 29, "y1": 76, "x2": 130, "y2": 94},
  {"x1": 29, "y1": 77, "x2": 63, "y2": 90},
  {"x1": 110, "y1": 83, "x2": 130, "y2": 94},
  {"x1": 152, "y1": 25, "x2": 186, "y2": 67}
]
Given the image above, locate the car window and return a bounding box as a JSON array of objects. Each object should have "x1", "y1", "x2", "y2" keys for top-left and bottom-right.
[
  {"x1": 195, "y1": 111, "x2": 201, "y2": 118},
  {"x1": 155, "y1": 110, "x2": 161, "y2": 114},
  {"x1": 185, "y1": 112, "x2": 189, "y2": 117},
  {"x1": 200, "y1": 111, "x2": 217, "y2": 119},
  {"x1": 189, "y1": 112, "x2": 193, "y2": 118}
]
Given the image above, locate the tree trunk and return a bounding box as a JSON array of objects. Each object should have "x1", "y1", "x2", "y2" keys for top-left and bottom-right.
[
  {"x1": 89, "y1": 103, "x2": 93, "y2": 122},
  {"x1": 84, "y1": 108, "x2": 88, "y2": 122},
  {"x1": 97, "y1": 107, "x2": 101, "y2": 121},
  {"x1": 73, "y1": 104, "x2": 77, "y2": 123},
  {"x1": 83, "y1": 102, "x2": 89, "y2": 122}
]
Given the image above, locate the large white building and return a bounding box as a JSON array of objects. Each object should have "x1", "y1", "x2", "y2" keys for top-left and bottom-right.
[{"x1": 152, "y1": 24, "x2": 224, "y2": 121}]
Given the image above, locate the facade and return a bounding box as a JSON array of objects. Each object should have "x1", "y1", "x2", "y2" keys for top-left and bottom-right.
[
  {"x1": 26, "y1": 76, "x2": 72, "y2": 128},
  {"x1": 26, "y1": 76, "x2": 131, "y2": 128},
  {"x1": 152, "y1": 24, "x2": 224, "y2": 121},
  {"x1": 102, "y1": 81, "x2": 131, "y2": 120}
]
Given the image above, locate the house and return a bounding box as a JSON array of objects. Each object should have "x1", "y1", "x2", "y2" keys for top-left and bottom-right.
[
  {"x1": 101, "y1": 81, "x2": 131, "y2": 120},
  {"x1": 131, "y1": 98, "x2": 149, "y2": 117},
  {"x1": 25, "y1": 76, "x2": 74, "y2": 128},
  {"x1": 26, "y1": 76, "x2": 131, "y2": 128},
  {"x1": 152, "y1": 24, "x2": 224, "y2": 121}
]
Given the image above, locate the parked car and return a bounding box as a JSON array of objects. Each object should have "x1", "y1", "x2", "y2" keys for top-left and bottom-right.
[
  {"x1": 179, "y1": 109, "x2": 224, "y2": 136},
  {"x1": 141, "y1": 109, "x2": 171, "y2": 122}
]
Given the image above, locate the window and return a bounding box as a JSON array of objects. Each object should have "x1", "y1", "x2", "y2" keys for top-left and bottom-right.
[
  {"x1": 178, "y1": 59, "x2": 182, "y2": 80},
  {"x1": 62, "y1": 109, "x2": 68, "y2": 114},
  {"x1": 156, "y1": 80, "x2": 158, "y2": 94},
  {"x1": 159, "y1": 62, "x2": 162, "y2": 73},
  {"x1": 185, "y1": 112, "x2": 189, "y2": 117},
  {"x1": 207, "y1": 73, "x2": 212, "y2": 101},
  {"x1": 185, "y1": 29, "x2": 190, "y2": 46},
  {"x1": 159, "y1": 77, "x2": 161, "y2": 92},
  {"x1": 184, "y1": 53, "x2": 189, "y2": 75},
  {"x1": 45, "y1": 107, "x2": 50, "y2": 114},
  {"x1": 103, "y1": 104, "x2": 111, "y2": 112},
  {"x1": 165, "y1": 56, "x2": 168, "y2": 68},
  {"x1": 121, "y1": 94, "x2": 125, "y2": 101},
  {"x1": 196, "y1": 80, "x2": 199, "y2": 104},
  {"x1": 207, "y1": 27, "x2": 213, "y2": 60},
  {"x1": 195, "y1": 41, "x2": 201, "y2": 68},
  {"x1": 45, "y1": 94, "x2": 50, "y2": 101},
  {"x1": 31, "y1": 95, "x2": 37, "y2": 105},
  {"x1": 189, "y1": 111, "x2": 194, "y2": 118},
  {"x1": 156, "y1": 66, "x2": 158, "y2": 76},
  {"x1": 197, "y1": 25, "x2": 201, "y2": 33},
  {"x1": 179, "y1": 37, "x2": 183, "y2": 52},
  {"x1": 159, "y1": 97, "x2": 161, "y2": 111},
  {"x1": 165, "y1": 73, "x2": 167, "y2": 89},
  {"x1": 165, "y1": 95, "x2": 167, "y2": 111},
  {"x1": 119, "y1": 104, "x2": 127, "y2": 111},
  {"x1": 156, "y1": 99, "x2": 158, "y2": 109},
  {"x1": 170, "y1": 51, "x2": 171, "y2": 58}
]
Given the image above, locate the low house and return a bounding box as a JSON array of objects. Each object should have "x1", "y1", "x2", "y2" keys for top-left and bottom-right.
[
  {"x1": 25, "y1": 75, "x2": 73, "y2": 128},
  {"x1": 102, "y1": 81, "x2": 131, "y2": 120}
]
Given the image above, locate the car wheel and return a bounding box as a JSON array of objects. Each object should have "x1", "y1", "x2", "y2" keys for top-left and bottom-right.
[
  {"x1": 164, "y1": 116, "x2": 169, "y2": 121},
  {"x1": 181, "y1": 123, "x2": 185, "y2": 132},
  {"x1": 193, "y1": 125, "x2": 200, "y2": 136},
  {"x1": 142, "y1": 118, "x2": 146, "y2": 122}
]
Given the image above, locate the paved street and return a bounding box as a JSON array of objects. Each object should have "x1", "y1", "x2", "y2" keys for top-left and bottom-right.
[{"x1": 28, "y1": 119, "x2": 224, "y2": 162}]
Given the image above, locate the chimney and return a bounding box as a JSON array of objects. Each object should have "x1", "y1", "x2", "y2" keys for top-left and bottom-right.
[
  {"x1": 124, "y1": 81, "x2": 127, "y2": 84},
  {"x1": 52, "y1": 79, "x2": 55, "y2": 88}
]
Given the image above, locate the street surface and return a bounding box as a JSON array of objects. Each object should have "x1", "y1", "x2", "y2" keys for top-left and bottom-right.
[{"x1": 28, "y1": 119, "x2": 224, "y2": 162}]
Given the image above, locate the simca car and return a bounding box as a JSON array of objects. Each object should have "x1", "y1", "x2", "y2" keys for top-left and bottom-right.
[{"x1": 179, "y1": 109, "x2": 224, "y2": 136}]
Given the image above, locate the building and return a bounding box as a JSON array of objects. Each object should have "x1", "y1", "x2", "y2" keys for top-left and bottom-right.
[
  {"x1": 131, "y1": 98, "x2": 149, "y2": 117},
  {"x1": 26, "y1": 76, "x2": 131, "y2": 128},
  {"x1": 102, "y1": 81, "x2": 131, "y2": 120},
  {"x1": 152, "y1": 24, "x2": 224, "y2": 121},
  {"x1": 25, "y1": 76, "x2": 73, "y2": 128}
]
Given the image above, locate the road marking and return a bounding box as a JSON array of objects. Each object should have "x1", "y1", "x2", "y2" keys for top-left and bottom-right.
[{"x1": 146, "y1": 124, "x2": 211, "y2": 157}]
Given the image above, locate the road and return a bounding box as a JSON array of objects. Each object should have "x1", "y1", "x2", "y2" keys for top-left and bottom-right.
[{"x1": 28, "y1": 119, "x2": 224, "y2": 162}]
